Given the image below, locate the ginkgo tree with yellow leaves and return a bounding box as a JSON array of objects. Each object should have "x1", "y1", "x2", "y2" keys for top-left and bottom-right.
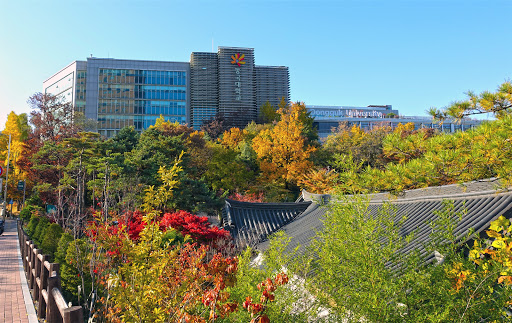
[
  {"x1": 1, "y1": 111, "x2": 29, "y2": 177},
  {"x1": 252, "y1": 102, "x2": 317, "y2": 192},
  {"x1": 1, "y1": 111, "x2": 30, "y2": 204}
]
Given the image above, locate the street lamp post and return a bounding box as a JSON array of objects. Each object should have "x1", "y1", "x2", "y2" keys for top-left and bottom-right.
[{"x1": 2, "y1": 133, "x2": 11, "y2": 220}]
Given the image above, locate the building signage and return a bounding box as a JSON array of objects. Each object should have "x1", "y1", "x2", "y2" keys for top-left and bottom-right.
[
  {"x1": 347, "y1": 109, "x2": 384, "y2": 118},
  {"x1": 231, "y1": 53, "x2": 246, "y2": 66},
  {"x1": 231, "y1": 53, "x2": 245, "y2": 101},
  {"x1": 235, "y1": 67, "x2": 241, "y2": 101},
  {"x1": 310, "y1": 108, "x2": 385, "y2": 119}
]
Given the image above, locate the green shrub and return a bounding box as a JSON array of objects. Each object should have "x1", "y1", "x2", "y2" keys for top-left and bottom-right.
[
  {"x1": 33, "y1": 217, "x2": 50, "y2": 246},
  {"x1": 19, "y1": 204, "x2": 42, "y2": 223},
  {"x1": 307, "y1": 197, "x2": 512, "y2": 322},
  {"x1": 26, "y1": 214, "x2": 40, "y2": 237},
  {"x1": 61, "y1": 239, "x2": 92, "y2": 306},
  {"x1": 223, "y1": 232, "x2": 315, "y2": 322},
  {"x1": 55, "y1": 232, "x2": 73, "y2": 265},
  {"x1": 57, "y1": 233, "x2": 76, "y2": 303},
  {"x1": 41, "y1": 223, "x2": 63, "y2": 260}
]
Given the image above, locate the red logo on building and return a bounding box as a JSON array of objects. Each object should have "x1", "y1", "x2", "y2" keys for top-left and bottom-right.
[{"x1": 231, "y1": 53, "x2": 246, "y2": 67}]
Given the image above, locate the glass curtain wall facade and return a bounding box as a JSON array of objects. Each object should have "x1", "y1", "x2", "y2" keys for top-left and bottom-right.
[
  {"x1": 97, "y1": 68, "x2": 187, "y2": 137},
  {"x1": 43, "y1": 61, "x2": 88, "y2": 116},
  {"x1": 75, "y1": 70, "x2": 86, "y2": 114},
  {"x1": 84, "y1": 58, "x2": 189, "y2": 138}
]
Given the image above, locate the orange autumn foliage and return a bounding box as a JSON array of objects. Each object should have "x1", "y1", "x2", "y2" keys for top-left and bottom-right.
[
  {"x1": 252, "y1": 103, "x2": 316, "y2": 185},
  {"x1": 297, "y1": 168, "x2": 338, "y2": 194},
  {"x1": 219, "y1": 127, "x2": 247, "y2": 150}
]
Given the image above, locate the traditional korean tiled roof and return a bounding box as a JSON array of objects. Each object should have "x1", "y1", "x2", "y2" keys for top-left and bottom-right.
[
  {"x1": 255, "y1": 179, "x2": 512, "y2": 265},
  {"x1": 222, "y1": 199, "x2": 312, "y2": 246}
]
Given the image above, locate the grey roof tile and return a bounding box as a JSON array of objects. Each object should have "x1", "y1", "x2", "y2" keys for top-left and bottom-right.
[
  {"x1": 223, "y1": 199, "x2": 312, "y2": 246},
  {"x1": 251, "y1": 184, "x2": 512, "y2": 266}
]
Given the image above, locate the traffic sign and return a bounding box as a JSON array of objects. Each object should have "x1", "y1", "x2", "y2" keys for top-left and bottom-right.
[
  {"x1": 0, "y1": 165, "x2": 3, "y2": 176},
  {"x1": 17, "y1": 180, "x2": 25, "y2": 191}
]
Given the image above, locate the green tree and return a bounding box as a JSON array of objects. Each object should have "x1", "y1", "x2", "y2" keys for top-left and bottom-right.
[
  {"x1": 62, "y1": 239, "x2": 92, "y2": 308},
  {"x1": 54, "y1": 232, "x2": 75, "y2": 301},
  {"x1": 125, "y1": 126, "x2": 187, "y2": 186},
  {"x1": 203, "y1": 143, "x2": 256, "y2": 194},
  {"x1": 29, "y1": 140, "x2": 71, "y2": 221},
  {"x1": 323, "y1": 122, "x2": 393, "y2": 170},
  {"x1": 171, "y1": 176, "x2": 223, "y2": 213},
  {"x1": 429, "y1": 81, "x2": 512, "y2": 120},
  {"x1": 60, "y1": 132, "x2": 101, "y2": 229},
  {"x1": 259, "y1": 100, "x2": 280, "y2": 124}
]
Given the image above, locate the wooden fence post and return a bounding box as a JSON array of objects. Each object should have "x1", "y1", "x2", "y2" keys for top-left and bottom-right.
[
  {"x1": 29, "y1": 244, "x2": 35, "y2": 289},
  {"x1": 63, "y1": 306, "x2": 84, "y2": 323},
  {"x1": 19, "y1": 225, "x2": 25, "y2": 270},
  {"x1": 24, "y1": 240, "x2": 30, "y2": 272},
  {"x1": 37, "y1": 255, "x2": 48, "y2": 319},
  {"x1": 34, "y1": 251, "x2": 42, "y2": 301},
  {"x1": 30, "y1": 248, "x2": 40, "y2": 291},
  {"x1": 46, "y1": 263, "x2": 62, "y2": 323}
]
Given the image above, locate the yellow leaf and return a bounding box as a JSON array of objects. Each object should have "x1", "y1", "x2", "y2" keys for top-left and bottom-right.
[
  {"x1": 469, "y1": 249, "x2": 480, "y2": 261},
  {"x1": 492, "y1": 239, "x2": 506, "y2": 249},
  {"x1": 490, "y1": 215, "x2": 510, "y2": 232},
  {"x1": 487, "y1": 230, "x2": 503, "y2": 239}
]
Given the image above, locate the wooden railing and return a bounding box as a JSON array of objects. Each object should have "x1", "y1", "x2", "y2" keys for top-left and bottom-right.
[{"x1": 17, "y1": 220, "x2": 84, "y2": 323}]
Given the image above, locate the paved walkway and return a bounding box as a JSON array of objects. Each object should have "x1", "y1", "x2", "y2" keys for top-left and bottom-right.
[{"x1": 0, "y1": 219, "x2": 38, "y2": 323}]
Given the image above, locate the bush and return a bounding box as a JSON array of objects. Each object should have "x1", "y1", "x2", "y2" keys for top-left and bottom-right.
[
  {"x1": 223, "y1": 232, "x2": 315, "y2": 322},
  {"x1": 55, "y1": 232, "x2": 74, "y2": 302},
  {"x1": 55, "y1": 232, "x2": 73, "y2": 264},
  {"x1": 19, "y1": 204, "x2": 42, "y2": 223},
  {"x1": 311, "y1": 197, "x2": 409, "y2": 322},
  {"x1": 61, "y1": 239, "x2": 92, "y2": 307},
  {"x1": 33, "y1": 217, "x2": 50, "y2": 246},
  {"x1": 26, "y1": 214, "x2": 40, "y2": 236},
  {"x1": 41, "y1": 223, "x2": 63, "y2": 260},
  {"x1": 307, "y1": 197, "x2": 512, "y2": 322}
]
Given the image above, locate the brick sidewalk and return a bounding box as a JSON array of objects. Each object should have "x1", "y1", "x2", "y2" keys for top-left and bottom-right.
[{"x1": 0, "y1": 219, "x2": 38, "y2": 323}]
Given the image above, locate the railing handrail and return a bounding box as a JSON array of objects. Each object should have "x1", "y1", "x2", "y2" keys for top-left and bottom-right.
[{"x1": 17, "y1": 220, "x2": 84, "y2": 323}]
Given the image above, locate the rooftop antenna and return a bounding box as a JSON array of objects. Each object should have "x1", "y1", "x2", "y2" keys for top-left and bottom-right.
[{"x1": 211, "y1": 36, "x2": 214, "y2": 52}]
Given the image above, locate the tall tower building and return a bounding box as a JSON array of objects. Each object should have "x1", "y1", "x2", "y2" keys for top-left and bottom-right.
[
  {"x1": 190, "y1": 52, "x2": 219, "y2": 130},
  {"x1": 217, "y1": 47, "x2": 257, "y2": 128},
  {"x1": 255, "y1": 66, "x2": 290, "y2": 109}
]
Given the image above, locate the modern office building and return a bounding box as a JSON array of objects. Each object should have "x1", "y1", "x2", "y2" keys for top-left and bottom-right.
[
  {"x1": 43, "y1": 47, "x2": 290, "y2": 137},
  {"x1": 307, "y1": 105, "x2": 483, "y2": 138}
]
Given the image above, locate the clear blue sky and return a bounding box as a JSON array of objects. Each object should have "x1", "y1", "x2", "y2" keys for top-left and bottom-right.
[{"x1": 1, "y1": 0, "x2": 511, "y2": 129}]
